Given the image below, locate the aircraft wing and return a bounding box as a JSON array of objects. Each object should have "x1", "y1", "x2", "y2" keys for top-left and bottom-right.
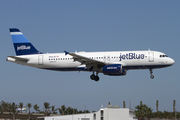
[
  {"x1": 64, "y1": 51, "x2": 105, "y2": 69},
  {"x1": 7, "y1": 56, "x2": 29, "y2": 62}
]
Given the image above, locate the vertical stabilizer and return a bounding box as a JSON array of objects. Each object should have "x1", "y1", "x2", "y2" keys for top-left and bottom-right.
[{"x1": 9, "y1": 28, "x2": 41, "y2": 55}]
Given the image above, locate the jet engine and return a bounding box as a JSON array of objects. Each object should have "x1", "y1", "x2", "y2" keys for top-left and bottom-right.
[{"x1": 102, "y1": 64, "x2": 126, "y2": 76}]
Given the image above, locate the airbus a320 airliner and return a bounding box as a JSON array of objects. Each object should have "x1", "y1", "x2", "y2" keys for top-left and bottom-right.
[{"x1": 7, "y1": 28, "x2": 175, "y2": 81}]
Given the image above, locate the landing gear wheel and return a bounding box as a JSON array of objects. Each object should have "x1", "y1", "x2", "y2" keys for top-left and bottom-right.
[
  {"x1": 90, "y1": 74, "x2": 100, "y2": 81},
  {"x1": 94, "y1": 76, "x2": 99, "y2": 81},
  {"x1": 150, "y1": 75, "x2": 154, "y2": 79},
  {"x1": 149, "y1": 69, "x2": 154, "y2": 79},
  {"x1": 90, "y1": 74, "x2": 95, "y2": 80},
  {"x1": 90, "y1": 68, "x2": 100, "y2": 81}
]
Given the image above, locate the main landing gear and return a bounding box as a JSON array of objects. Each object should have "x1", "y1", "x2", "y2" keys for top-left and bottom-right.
[
  {"x1": 90, "y1": 71, "x2": 99, "y2": 81},
  {"x1": 150, "y1": 69, "x2": 154, "y2": 79}
]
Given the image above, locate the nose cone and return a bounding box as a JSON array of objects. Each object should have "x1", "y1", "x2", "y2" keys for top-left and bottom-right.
[{"x1": 169, "y1": 58, "x2": 175, "y2": 65}]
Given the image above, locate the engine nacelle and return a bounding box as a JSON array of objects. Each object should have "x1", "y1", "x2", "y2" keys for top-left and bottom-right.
[{"x1": 102, "y1": 64, "x2": 126, "y2": 76}]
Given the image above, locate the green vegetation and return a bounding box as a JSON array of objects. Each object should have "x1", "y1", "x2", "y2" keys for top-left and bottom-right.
[
  {"x1": 1, "y1": 100, "x2": 179, "y2": 119},
  {"x1": 27, "y1": 103, "x2": 32, "y2": 120},
  {"x1": 135, "y1": 100, "x2": 179, "y2": 120},
  {"x1": 135, "y1": 102, "x2": 153, "y2": 120},
  {"x1": 19, "y1": 102, "x2": 23, "y2": 113},
  {"x1": 33, "y1": 104, "x2": 39, "y2": 113},
  {"x1": 0, "y1": 100, "x2": 90, "y2": 116}
]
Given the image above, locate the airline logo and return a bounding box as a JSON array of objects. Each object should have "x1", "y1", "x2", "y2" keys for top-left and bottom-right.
[
  {"x1": 107, "y1": 67, "x2": 118, "y2": 69},
  {"x1": 120, "y1": 53, "x2": 144, "y2": 61},
  {"x1": 17, "y1": 45, "x2": 31, "y2": 51}
]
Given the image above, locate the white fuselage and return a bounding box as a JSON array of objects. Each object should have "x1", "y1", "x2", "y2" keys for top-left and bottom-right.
[{"x1": 7, "y1": 50, "x2": 174, "y2": 73}]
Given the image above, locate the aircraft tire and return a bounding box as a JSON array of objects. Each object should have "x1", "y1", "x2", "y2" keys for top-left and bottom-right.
[
  {"x1": 94, "y1": 76, "x2": 99, "y2": 81},
  {"x1": 150, "y1": 75, "x2": 154, "y2": 79},
  {"x1": 90, "y1": 74, "x2": 95, "y2": 80}
]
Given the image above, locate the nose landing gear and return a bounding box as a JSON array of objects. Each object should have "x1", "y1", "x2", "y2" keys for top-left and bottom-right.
[{"x1": 150, "y1": 69, "x2": 154, "y2": 79}]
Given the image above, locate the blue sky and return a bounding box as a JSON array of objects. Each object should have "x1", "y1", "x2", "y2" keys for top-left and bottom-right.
[{"x1": 1, "y1": 1, "x2": 180, "y2": 112}]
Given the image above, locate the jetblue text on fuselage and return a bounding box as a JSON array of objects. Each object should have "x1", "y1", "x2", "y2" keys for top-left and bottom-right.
[{"x1": 119, "y1": 53, "x2": 144, "y2": 61}]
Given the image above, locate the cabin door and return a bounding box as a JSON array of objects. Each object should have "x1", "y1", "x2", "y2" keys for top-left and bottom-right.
[
  {"x1": 38, "y1": 55, "x2": 44, "y2": 65},
  {"x1": 148, "y1": 52, "x2": 154, "y2": 62}
]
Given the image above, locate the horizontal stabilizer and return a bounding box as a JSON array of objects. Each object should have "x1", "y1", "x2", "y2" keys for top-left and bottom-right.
[{"x1": 7, "y1": 56, "x2": 29, "y2": 62}]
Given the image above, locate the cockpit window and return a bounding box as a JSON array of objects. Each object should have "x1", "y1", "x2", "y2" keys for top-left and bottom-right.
[{"x1": 160, "y1": 55, "x2": 168, "y2": 57}]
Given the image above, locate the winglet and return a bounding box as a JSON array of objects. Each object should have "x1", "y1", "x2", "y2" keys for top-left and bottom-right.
[{"x1": 64, "y1": 51, "x2": 69, "y2": 55}]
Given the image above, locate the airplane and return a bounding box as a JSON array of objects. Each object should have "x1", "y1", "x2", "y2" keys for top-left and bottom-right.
[{"x1": 7, "y1": 28, "x2": 175, "y2": 81}]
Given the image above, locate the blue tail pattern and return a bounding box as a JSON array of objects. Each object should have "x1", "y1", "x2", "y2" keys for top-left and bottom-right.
[{"x1": 9, "y1": 28, "x2": 41, "y2": 55}]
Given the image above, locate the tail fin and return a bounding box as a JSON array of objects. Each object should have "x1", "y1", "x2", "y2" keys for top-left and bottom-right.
[{"x1": 9, "y1": 28, "x2": 41, "y2": 55}]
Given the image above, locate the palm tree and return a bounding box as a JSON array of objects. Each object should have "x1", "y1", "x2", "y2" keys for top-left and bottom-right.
[
  {"x1": 2, "y1": 101, "x2": 8, "y2": 112},
  {"x1": 135, "y1": 105, "x2": 143, "y2": 120},
  {"x1": 60, "y1": 105, "x2": 66, "y2": 115},
  {"x1": 73, "y1": 108, "x2": 78, "y2": 114},
  {"x1": 173, "y1": 100, "x2": 176, "y2": 119},
  {"x1": 19, "y1": 102, "x2": 23, "y2": 113},
  {"x1": 51, "y1": 105, "x2": 57, "y2": 114},
  {"x1": 44, "y1": 102, "x2": 50, "y2": 116},
  {"x1": 0, "y1": 101, "x2": 7, "y2": 113},
  {"x1": 135, "y1": 103, "x2": 152, "y2": 120},
  {"x1": 156, "y1": 100, "x2": 158, "y2": 118},
  {"x1": 140, "y1": 101, "x2": 142, "y2": 106},
  {"x1": 58, "y1": 108, "x2": 62, "y2": 115},
  {"x1": 6, "y1": 102, "x2": 12, "y2": 119},
  {"x1": 123, "y1": 101, "x2": 126, "y2": 108},
  {"x1": 33, "y1": 104, "x2": 40, "y2": 113},
  {"x1": 11, "y1": 102, "x2": 17, "y2": 120},
  {"x1": 27, "y1": 103, "x2": 32, "y2": 120},
  {"x1": 146, "y1": 107, "x2": 153, "y2": 120},
  {"x1": 66, "y1": 107, "x2": 73, "y2": 114}
]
